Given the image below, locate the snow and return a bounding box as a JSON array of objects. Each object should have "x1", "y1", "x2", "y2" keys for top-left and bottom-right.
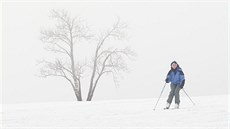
[{"x1": 1, "y1": 95, "x2": 229, "y2": 129}]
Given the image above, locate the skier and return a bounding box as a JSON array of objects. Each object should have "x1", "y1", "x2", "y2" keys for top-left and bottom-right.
[{"x1": 165, "y1": 61, "x2": 185, "y2": 109}]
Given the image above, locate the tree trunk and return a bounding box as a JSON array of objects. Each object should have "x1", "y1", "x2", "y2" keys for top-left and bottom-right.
[
  {"x1": 87, "y1": 51, "x2": 98, "y2": 101},
  {"x1": 86, "y1": 90, "x2": 93, "y2": 101},
  {"x1": 87, "y1": 86, "x2": 96, "y2": 101},
  {"x1": 73, "y1": 88, "x2": 82, "y2": 101},
  {"x1": 87, "y1": 90, "x2": 94, "y2": 101},
  {"x1": 78, "y1": 80, "x2": 83, "y2": 101}
]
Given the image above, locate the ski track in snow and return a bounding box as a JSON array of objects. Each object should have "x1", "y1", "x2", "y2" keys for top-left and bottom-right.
[{"x1": 1, "y1": 95, "x2": 229, "y2": 129}]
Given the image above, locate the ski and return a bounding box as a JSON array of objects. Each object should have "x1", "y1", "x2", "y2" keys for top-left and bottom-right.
[
  {"x1": 171, "y1": 108, "x2": 179, "y2": 110},
  {"x1": 163, "y1": 107, "x2": 179, "y2": 110}
]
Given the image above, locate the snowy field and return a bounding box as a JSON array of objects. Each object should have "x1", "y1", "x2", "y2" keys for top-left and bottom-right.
[{"x1": 1, "y1": 94, "x2": 229, "y2": 129}]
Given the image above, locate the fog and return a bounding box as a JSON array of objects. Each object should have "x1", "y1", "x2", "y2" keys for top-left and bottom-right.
[{"x1": 2, "y1": 0, "x2": 228, "y2": 104}]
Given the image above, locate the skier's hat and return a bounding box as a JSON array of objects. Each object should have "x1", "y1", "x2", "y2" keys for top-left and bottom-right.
[{"x1": 170, "y1": 61, "x2": 178, "y2": 66}]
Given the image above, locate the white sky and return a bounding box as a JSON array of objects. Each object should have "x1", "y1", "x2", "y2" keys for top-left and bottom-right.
[{"x1": 1, "y1": 0, "x2": 228, "y2": 104}]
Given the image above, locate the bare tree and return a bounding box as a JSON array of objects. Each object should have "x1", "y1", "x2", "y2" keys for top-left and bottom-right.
[
  {"x1": 87, "y1": 19, "x2": 136, "y2": 101},
  {"x1": 39, "y1": 10, "x2": 135, "y2": 101},
  {"x1": 39, "y1": 10, "x2": 90, "y2": 101}
]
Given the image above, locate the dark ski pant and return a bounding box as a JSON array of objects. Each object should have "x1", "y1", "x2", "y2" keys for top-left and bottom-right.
[{"x1": 167, "y1": 84, "x2": 181, "y2": 104}]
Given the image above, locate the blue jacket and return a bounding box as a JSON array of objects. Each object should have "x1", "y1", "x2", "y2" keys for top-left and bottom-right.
[{"x1": 166, "y1": 67, "x2": 185, "y2": 87}]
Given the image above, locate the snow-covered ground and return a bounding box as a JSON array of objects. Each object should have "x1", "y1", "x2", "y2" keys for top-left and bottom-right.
[{"x1": 1, "y1": 94, "x2": 229, "y2": 129}]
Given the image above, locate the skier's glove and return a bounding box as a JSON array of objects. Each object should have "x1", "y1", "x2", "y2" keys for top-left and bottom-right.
[
  {"x1": 180, "y1": 80, "x2": 185, "y2": 89},
  {"x1": 165, "y1": 78, "x2": 169, "y2": 83}
]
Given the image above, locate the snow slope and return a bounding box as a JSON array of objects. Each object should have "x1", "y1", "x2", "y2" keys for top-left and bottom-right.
[{"x1": 1, "y1": 95, "x2": 229, "y2": 129}]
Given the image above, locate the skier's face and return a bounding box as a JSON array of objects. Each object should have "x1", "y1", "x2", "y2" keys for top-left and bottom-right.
[{"x1": 171, "y1": 63, "x2": 177, "y2": 69}]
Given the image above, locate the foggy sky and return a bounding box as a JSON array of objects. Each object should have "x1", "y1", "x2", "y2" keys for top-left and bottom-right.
[{"x1": 2, "y1": 0, "x2": 228, "y2": 104}]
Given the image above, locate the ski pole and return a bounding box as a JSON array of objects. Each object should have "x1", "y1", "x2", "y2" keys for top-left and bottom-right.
[
  {"x1": 153, "y1": 83, "x2": 167, "y2": 110},
  {"x1": 182, "y1": 88, "x2": 195, "y2": 105}
]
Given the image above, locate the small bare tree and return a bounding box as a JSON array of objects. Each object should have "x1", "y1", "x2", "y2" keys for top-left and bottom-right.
[
  {"x1": 39, "y1": 10, "x2": 90, "y2": 101},
  {"x1": 87, "y1": 19, "x2": 136, "y2": 101}
]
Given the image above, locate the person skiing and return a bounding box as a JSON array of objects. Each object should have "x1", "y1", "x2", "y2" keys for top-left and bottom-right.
[{"x1": 165, "y1": 61, "x2": 185, "y2": 109}]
